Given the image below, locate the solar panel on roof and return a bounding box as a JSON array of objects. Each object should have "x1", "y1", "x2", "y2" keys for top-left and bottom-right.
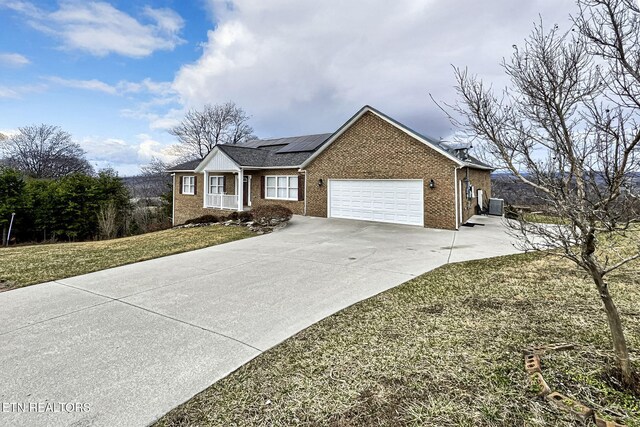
[
  {"x1": 239, "y1": 133, "x2": 332, "y2": 152},
  {"x1": 275, "y1": 133, "x2": 332, "y2": 153}
]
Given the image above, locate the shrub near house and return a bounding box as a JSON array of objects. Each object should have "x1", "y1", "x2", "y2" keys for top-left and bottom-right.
[{"x1": 183, "y1": 205, "x2": 292, "y2": 228}]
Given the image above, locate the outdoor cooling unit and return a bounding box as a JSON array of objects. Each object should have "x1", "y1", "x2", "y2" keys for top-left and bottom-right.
[{"x1": 489, "y1": 198, "x2": 504, "y2": 216}]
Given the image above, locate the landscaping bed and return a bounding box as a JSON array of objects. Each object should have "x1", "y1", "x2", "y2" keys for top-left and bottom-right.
[{"x1": 155, "y1": 251, "x2": 639, "y2": 426}]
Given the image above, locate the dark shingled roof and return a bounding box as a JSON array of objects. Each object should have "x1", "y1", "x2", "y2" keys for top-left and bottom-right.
[
  {"x1": 167, "y1": 133, "x2": 332, "y2": 171},
  {"x1": 217, "y1": 145, "x2": 314, "y2": 167},
  {"x1": 167, "y1": 159, "x2": 201, "y2": 171},
  {"x1": 165, "y1": 107, "x2": 492, "y2": 172}
]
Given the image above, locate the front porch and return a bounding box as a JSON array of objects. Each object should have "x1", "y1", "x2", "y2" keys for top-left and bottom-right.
[{"x1": 202, "y1": 169, "x2": 251, "y2": 212}]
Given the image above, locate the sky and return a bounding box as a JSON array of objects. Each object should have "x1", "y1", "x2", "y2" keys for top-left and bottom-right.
[{"x1": 0, "y1": 0, "x2": 577, "y2": 176}]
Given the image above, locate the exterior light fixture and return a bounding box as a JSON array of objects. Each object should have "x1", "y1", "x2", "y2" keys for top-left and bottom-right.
[
  {"x1": 318, "y1": 178, "x2": 324, "y2": 187},
  {"x1": 429, "y1": 179, "x2": 436, "y2": 189}
]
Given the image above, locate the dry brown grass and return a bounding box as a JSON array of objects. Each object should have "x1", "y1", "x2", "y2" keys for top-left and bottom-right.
[
  {"x1": 155, "y1": 251, "x2": 639, "y2": 427},
  {"x1": 0, "y1": 225, "x2": 254, "y2": 291}
]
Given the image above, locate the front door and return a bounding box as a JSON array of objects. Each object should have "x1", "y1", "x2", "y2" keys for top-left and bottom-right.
[{"x1": 243, "y1": 176, "x2": 249, "y2": 206}]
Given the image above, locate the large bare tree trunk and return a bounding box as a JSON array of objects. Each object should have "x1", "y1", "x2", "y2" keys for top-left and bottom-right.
[{"x1": 587, "y1": 260, "x2": 633, "y2": 386}]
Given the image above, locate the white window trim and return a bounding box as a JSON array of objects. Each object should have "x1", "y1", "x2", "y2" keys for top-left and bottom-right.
[
  {"x1": 182, "y1": 175, "x2": 195, "y2": 195},
  {"x1": 208, "y1": 175, "x2": 225, "y2": 195},
  {"x1": 265, "y1": 175, "x2": 298, "y2": 201}
]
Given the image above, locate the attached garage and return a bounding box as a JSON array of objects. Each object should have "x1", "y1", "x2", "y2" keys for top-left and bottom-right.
[
  {"x1": 328, "y1": 179, "x2": 424, "y2": 226},
  {"x1": 170, "y1": 105, "x2": 493, "y2": 230}
]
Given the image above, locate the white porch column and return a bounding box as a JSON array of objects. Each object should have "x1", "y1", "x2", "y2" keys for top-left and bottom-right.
[
  {"x1": 203, "y1": 171, "x2": 208, "y2": 207},
  {"x1": 237, "y1": 168, "x2": 244, "y2": 211}
]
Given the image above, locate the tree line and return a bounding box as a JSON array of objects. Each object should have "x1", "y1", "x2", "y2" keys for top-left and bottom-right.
[
  {"x1": 0, "y1": 101, "x2": 256, "y2": 245},
  {"x1": 0, "y1": 125, "x2": 171, "y2": 245},
  {"x1": 0, "y1": 168, "x2": 131, "y2": 243}
]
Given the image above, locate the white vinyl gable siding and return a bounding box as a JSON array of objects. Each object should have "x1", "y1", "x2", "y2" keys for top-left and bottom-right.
[
  {"x1": 265, "y1": 175, "x2": 298, "y2": 201},
  {"x1": 182, "y1": 176, "x2": 195, "y2": 195},
  {"x1": 196, "y1": 148, "x2": 239, "y2": 172}
]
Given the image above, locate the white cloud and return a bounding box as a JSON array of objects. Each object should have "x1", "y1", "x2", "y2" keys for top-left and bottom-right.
[
  {"x1": 0, "y1": 83, "x2": 47, "y2": 99},
  {"x1": 0, "y1": 0, "x2": 42, "y2": 17},
  {"x1": 79, "y1": 133, "x2": 178, "y2": 173},
  {"x1": 46, "y1": 76, "x2": 118, "y2": 94},
  {"x1": 0, "y1": 53, "x2": 30, "y2": 67},
  {"x1": 1, "y1": 1, "x2": 185, "y2": 58},
  {"x1": 120, "y1": 103, "x2": 183, "y2": 131},
  {"x1": 173, "y1": 0, "x2": 576, "y2": 138},
  {"x1": 115, "y1": 78, "x2": 173, "y2": 96},
  {"x1": 136, "y1": 133, "x2": 178, "y2": 162},
  {"x1": 0, "y1": 87, "x2": 20, "y2": 99},
  {"x1": 80, "y1": 136, "x2": 138, "y2": 164},
  {"x1": 45, "y1": 76, "x2": 174, "y2": 97}
]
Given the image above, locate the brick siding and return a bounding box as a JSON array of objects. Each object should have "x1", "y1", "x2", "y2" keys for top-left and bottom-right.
[
  {"x1": 246, "y1": 170, "x2": 305, "y2": 215},
  {"x1": 172, "y1": 111, "x2": 492, "y2": 229},
  {"x1": 172, "y1": 172, "x2": 209, "y2": 225},
  {"x1": 305, "y1": 111, "x2": 461, "y2": 229}
]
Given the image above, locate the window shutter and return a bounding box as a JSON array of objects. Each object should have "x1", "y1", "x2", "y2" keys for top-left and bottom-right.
[
  {"x1": 194, "y1": 175, "x2": 198, "y2": 195},
  {"x1": 179, "y1": 176, "x2": 183, "y2": 194},
  {"x1": 222, "y1": 176, "x2": 226, "y2": 194},
  {"x1": 298, "y1": 175, "x2": 304, "y2": 201},
  {"x1": 260, "y1": 176, "x2": 265, "y2": 198}
]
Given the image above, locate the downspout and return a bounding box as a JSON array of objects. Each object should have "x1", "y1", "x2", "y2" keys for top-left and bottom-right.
[
  {"x1": 299, "y1": 169, "x2": 307, "y2": 216},
  {"x1": 454, "y1": 166, "x2": 461, "y2": 230},
  {"x1": 171, "y1": 173, "x2": 176, "y2": 227}
]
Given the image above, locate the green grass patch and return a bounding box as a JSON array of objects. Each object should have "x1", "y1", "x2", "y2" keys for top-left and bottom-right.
[
  {"x1": 155, "y1": 251, "x2": 639, "y2": 426},
  {"x1": 0, "y1": 225, "x2": 254, "y2": 290},
  {"x1": 522, "y1": 212, "x2": 569, "y2": 225}
]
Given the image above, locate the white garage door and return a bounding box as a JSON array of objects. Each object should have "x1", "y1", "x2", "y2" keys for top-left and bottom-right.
[{"x1": 328, "y1": 179, "x2": 424, "y2": 226}]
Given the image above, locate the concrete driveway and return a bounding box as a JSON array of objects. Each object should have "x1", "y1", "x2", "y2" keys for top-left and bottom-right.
[{"x1": 0, "y1": 215, "x2": 521, "y2": 427}]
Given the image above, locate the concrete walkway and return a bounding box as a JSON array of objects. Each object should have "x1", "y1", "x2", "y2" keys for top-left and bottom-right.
[{"x1": 0, "y1": 215, "x2": 521, "y2": 427}]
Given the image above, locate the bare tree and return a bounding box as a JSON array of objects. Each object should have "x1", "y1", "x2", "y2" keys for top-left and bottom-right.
[
  {"x1": 140, "y1": 157, "x2": 170, "y2": 176},
  {"x1": 448, "y1": 0, "x2": 640, "y2": 386},
  {"x1": 169, "y1": 102, "x2": 254, "y2": 160},
  {"x1": 130, "y1": 157, "x2": 172, "y2": 199},
  {"x1": 1, "y1": 124, "x2": 93, "y2": 178},
  {"x1": 97, "y1": 201, "x2": 119, "y2": 240}
]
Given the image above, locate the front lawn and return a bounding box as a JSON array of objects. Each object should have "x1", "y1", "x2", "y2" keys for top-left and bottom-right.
[
  {"x1": 523, "y1": 212, "x2": 569, "y2": 224},
  {"x1": 0, "y1": 225, "x2": 254, "y2": 291},
  {"x1": 155, "y1": 251, "x2": 639, "y2": 426}
]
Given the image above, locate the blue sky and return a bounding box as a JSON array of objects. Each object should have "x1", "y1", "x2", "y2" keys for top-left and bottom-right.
[{"x1": 0, "y1": 0, "x2": 575, "y2": 176}]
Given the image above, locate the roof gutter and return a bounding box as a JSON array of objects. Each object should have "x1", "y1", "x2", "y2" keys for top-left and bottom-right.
[
  {"x1": 171, "y1": 173, "x2": 176, "y2": 227},
  {"x1": 462, "y1": 163, "x2": 494, "y2": 171},
  {"x1": 242, "y1": 165, "x2": 304, "y2": 170}
]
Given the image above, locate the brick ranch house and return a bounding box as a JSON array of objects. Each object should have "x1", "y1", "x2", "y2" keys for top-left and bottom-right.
[{"x1": 168, "y1": 105, "x2": 493, "y2": 230}]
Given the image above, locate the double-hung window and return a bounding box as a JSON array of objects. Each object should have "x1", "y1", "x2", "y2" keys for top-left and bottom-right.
[
  {"x1": 182, "y1": 176, "x2": 195, "y2": 195},
  {"x1": 209, "y1": 176, "x2": 224, "y2": 194},
  {"x1": 265, "y1": 175, "x2": 298, "y2": 200}
]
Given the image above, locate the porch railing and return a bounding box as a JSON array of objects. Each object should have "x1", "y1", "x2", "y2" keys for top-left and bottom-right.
[{"x1": 205, "y1": 194, "x2": 239, "y2": 210}]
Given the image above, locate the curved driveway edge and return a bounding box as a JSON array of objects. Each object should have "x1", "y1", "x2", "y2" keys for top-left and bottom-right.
[{"x1": 0, "y1": 215, "x2": 520, "y2": 427}]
